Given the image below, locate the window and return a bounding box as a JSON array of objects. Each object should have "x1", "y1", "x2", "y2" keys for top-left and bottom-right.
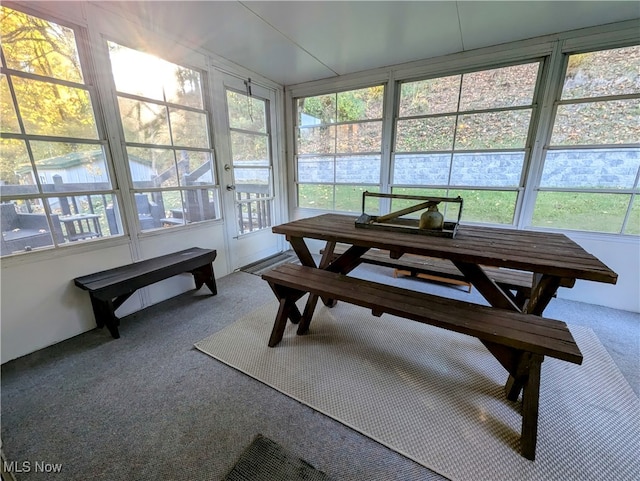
[
  {"x1": 1, "y1": 6, "x2": 120, "y2": 256},
  {"x1": 533, "y1": 46, "x2": 640, "y2": 234},
  {"x1": 295, "y1": 86, "x2": 384, "y2": 212},
  {"x1": 393, "y1": 62, "x2": 541, "y2": 224},
  {"x1": 107, "y1": 42, "x2": 219, "y2": 231}
]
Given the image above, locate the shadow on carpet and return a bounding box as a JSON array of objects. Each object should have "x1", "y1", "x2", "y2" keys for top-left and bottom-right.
[{"x1": 224, "y1": 434, "x2": 331, "y2": 481}]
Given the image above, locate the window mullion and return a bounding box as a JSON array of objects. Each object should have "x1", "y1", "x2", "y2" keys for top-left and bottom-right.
[{"x1": 517, "y1": 41, "x2": 566, "y2": 230}]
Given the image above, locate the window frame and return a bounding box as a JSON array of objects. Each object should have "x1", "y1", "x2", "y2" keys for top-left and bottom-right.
[
  {"x1": 529, "y1": 44, "x2": 640, "y2": 235},
  {"x1": 0, "y1": 5, "x2": 122, "y2": 256},
  {"x1": 105, "y1": 39, "x2": 221, "y2": 233}
]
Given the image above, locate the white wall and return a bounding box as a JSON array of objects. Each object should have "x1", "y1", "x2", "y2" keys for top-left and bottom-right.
[
  {"x1": 0, "y1": 223, "x2": 230, "y2": 363},
  {"x1": 558, "y1": 233, "x2": 639, "y2": 312}
]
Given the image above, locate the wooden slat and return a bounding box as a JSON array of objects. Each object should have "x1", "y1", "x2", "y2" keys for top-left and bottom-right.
[
  {"x1": 262, "y1": 264, "x2": 583, "y2": 364},
  {"x1": 275, "y1": 215, "x2": 618, "y2": 284}
]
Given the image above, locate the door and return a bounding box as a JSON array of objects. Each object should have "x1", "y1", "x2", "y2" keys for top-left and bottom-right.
[{"x1": 220, "y1": 75, "x2": 283, "y2": 269}]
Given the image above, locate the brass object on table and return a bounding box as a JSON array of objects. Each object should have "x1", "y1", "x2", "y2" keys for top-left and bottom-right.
[{"x1": 355, "y1": 192, "x2": 463, "y2": 238}]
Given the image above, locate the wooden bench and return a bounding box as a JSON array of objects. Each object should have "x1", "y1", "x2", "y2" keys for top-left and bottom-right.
[
  {"x1": 322, "y1": 245, "x2": 573, "y2": 304},
  {"x1": 74, "y1": 247, "x2": 217, "y2": 338},
  {"x1": 262, "y1": 263, "x2": 582, "y2": 460}
]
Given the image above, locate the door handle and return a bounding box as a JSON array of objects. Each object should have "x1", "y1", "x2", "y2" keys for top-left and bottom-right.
[{"x1": 226, "y1": 184, "x2": 236, "y2": 191}]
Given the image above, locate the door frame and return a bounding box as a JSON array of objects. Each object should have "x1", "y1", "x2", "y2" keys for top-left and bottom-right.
[{"x1": 211, "y1": 70, "x2": 287, "y2": 271}]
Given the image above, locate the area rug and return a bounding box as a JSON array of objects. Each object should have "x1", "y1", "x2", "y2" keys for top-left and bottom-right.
[
  {"x1": 224, "y1": 434, "x2": 331, "y2": 481},
  {"x1": 196, "y1": 302, "x2": 639, "y2": 481}
]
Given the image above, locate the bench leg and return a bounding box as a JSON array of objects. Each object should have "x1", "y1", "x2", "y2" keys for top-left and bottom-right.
[
  {"x1": 192, "y1": 263, "x2": 217, "y2": 295},
  {"x1": 89, "y1": 295, "x2": 120, "y2": 339},
  {"x1": 520, "y1": 354, "x2": 543, "y2": 460}
]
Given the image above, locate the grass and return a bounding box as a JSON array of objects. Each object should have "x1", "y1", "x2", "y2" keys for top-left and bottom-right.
[{"x1": 297, "y1": 184, "x2": 639, "y2": 235}]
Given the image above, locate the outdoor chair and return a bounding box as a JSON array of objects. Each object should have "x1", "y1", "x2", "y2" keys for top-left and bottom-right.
[{"x1": 0, "y1": 202, "x2": 64, "y2": 254}]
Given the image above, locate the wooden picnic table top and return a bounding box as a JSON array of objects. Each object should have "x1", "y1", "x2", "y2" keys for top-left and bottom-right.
[{"x1": 273, "y1": 214, "x2": 618, "y2": 285}]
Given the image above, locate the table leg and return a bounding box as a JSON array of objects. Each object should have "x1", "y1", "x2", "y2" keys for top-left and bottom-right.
[
  {"x1": 521, "y1": 354, "x2": 543, "y2": 460},
  {"x1": 267, "y1": 287, "x2": 304, "y2": 347},
  {"x1": 452, "y1": 261, "x2": 520, "y2": 311},
  {"x1": 524, "y1": 274, "x2": 561, "y2": 315}
]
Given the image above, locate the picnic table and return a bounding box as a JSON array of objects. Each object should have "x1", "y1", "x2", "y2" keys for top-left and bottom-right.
[{"x1": 262, "y1": 214, "x2": 617, "y2": 460}]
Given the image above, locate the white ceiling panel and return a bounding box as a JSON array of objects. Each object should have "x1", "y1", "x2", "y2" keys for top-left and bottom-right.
[
  {"x1": 242, "y1": 1, "x2": 463, "y2": 76},
  {"x1": 458, "y1": 1, "x2": 640, "y2": 50},
  {"x1": 85, "y1": 1, "x2": 639, "y2": 86},
  {"x1": 92, "y1": 1, "x2": 336, "y2": 84}
]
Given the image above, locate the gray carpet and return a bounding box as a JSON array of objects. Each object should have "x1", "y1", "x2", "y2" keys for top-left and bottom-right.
[{"x1": 1, "y1": 262, "x2": 638, "y2": 481}]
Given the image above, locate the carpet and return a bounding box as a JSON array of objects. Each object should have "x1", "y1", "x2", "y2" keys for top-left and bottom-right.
[
  {"x1": 196, "y1": 301, "x2": 640, "y2": 481},
  {"x1": 224, "y1": 434, "x2": 331, "y2": 481}
]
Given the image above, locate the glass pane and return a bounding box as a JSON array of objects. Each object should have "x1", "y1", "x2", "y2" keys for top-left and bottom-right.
[
  {"x1": 393, "y1": 153, "x2": 452, "y2": 185},
  {"x1": 390, "y1": 187, "x2": 451, "y2": 219},
  {"x1": 234, "y1": 166, "x2": 271, "y2": 188},
  {"x1": 227, "y1": 91, "x2": 266, "y2": 132},
  {"x1": 180, "y1": 151, "x2": 215, "y2": 185},
  {"x1": 1, "y1": 7, "x2": 84, "y2": 83},
  {"x1": 231, "y1": 132, "x2": 269, "y2": 165},
  {"x1": 455, "y1": 110, "x2": 531, "y2": 150},
  {"x1": 298, "y1": 156, "x2": 334, "y2": 183},
  {"x1": 165, "y1": 65, "x2": 203, "y2": 109},
  {"x1": 1, "y1": 199, "x2": 56, "y2": 255},
  {"x1": 395, "y1": 117, "x2": 456, "y2": 152},
  {"x1": 335, "y1": 185, "x2": 379, "y2": 212},
  {"x1": 626, "y1": 198, "x2": 640, "y2": 235},
  {"x1": 12, "y1": 77, "x2": 97, "y2": 139},
  {"x1": 298, "y1": 94, "x2": 336, "y2": 125},
  {"x1": 169, "y1": 108, "x2": 208, "y2": 148},
  {"x1": 336, "y1": 121, "x2": 382, "y2": 153},
  {"x1": 127, "y1": 147, "x2": 177, "y2": 188},
  {"x1": 30, "y1": 142, "x2": 111, "y2": 192},
  {"x1": 562, "y1": 46, "x2": 640, "y2": 100},
  {"x1": 551, "y1": 100, "x2": 639, "y2": 145},
  {"x1": 335, "y1": 155, "x2": 380, "y2": 184},
  {"x1": 118, "y1": 97, "x2": 170, "y2": 145},
  {"x1": 541, "y1": 149, "x2": 640, "y2": 189},
  {"x1": 399, "y1": 75, "x2": 461, "y2": 117},
  {"x1": 337, "y1": 86, "x2": 384, "y2": 121},
  {"x1": 460, "y1": 63, "x2": 539, "y2": 110},
  {"x1": 450, "y1": 152, "x2": 525, "y2": 187},
  {"x1": 0, "y1": 138, "x2": 37, "y2": 194},
  {"x1": 297, "y1": 126, "x2": 336, "y2": 155},
  {"x1": 236, "y1": 189, "x2": 271, "y2": 234},
  {"x1": 182, "y1": 187, "x2": 218, "y2": 222},
  {"x1": 449, "y1": 189, "x2": 517, "y2": 225},
  {"x1": 104, "y1": 195, "x2": 123, "y2": 236},
  {"x1": 532, "y1": 192, "x2": 628, "y2": 233},
  {"x1": 1, "y1": 75, "x2": 20, "y2": 133},
  {"x1": 47, "y1": 193, "x2": 114, "y2": 242},
  {"x1": 134, "y1": 191, "x2": 184, "y2": 229},
  {"x1": 298, "y1": 183, "x2": 333, "y2": 209}
]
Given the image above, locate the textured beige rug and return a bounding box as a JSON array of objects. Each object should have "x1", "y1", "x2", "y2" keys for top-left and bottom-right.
[{"x1": 196, "y1": 301, "x2": 639, "y2": 481}]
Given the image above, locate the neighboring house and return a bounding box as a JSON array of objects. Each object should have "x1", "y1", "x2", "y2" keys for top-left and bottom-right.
[{"x1": 15, "y1": 149, "x2": 154, "y2": 187}]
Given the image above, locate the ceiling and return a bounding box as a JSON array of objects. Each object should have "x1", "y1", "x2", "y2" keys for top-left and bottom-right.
[{"x1": 95, "y1": 1, "x2": 639, "y2": 86}]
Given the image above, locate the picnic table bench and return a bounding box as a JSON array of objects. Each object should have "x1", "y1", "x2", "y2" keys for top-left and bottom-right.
[
  {"x1": 262, "y1": 263, "x2": 583, "y2": 460},
  {"x1": 74, "y1": 247, "x2": 217, "y2": 338},
  {"x1": 321, "y1": 244, "x2": 574, "y2": 303}
]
